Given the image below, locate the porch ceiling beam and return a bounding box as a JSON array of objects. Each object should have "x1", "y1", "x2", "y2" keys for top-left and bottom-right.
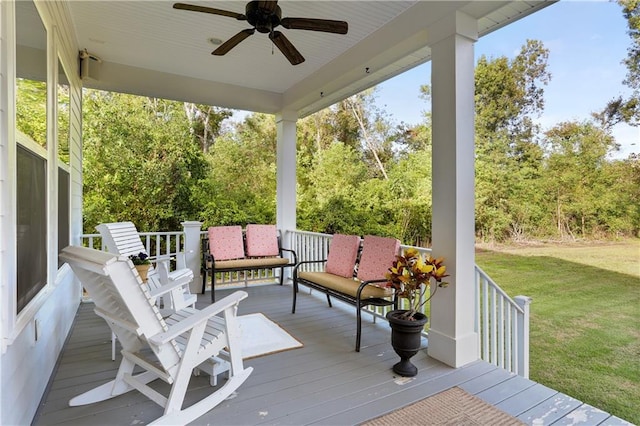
[{"x1": 83, "y1": 61, "x2": 282, "y2": 113}]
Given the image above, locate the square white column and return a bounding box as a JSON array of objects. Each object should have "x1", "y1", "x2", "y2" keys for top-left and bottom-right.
[
  {"x1": 276, "y1": 111, "x2": 297, "y2": 234},
  {"x1": 427, "y1": 12, "x2": 479, "y2": 368}
]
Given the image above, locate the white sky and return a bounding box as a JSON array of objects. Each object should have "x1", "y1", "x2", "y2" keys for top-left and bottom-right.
[{"x1": 376, "y1": 0, "x2": 639, "y2": 160}]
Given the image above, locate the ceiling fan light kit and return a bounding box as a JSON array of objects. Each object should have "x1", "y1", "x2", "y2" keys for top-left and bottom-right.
[{"x1": 173, "y1": 1, "x2": 348, "y2": 65}]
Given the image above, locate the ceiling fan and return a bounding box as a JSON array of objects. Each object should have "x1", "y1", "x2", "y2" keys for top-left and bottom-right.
[{"x1": 173, "y1": 1, "x2": 348, "y2": 65}]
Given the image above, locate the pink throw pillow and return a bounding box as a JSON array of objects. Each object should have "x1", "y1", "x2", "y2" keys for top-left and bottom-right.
[
  {"x1": 208, "y1": 226, "x2": 245, "y2": 260},
  {"x1": 325, "y1": 234, "x2": 361, "y2": 278},
  {"x1": 357, "y1": 235, "x2": 400, "y2": 282},
  {"x1": 245, "y1": 224, "x2": 280, "y2": 257}
]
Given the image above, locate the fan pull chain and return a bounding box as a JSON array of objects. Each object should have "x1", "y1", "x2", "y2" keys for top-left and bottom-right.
[{"x1": 270, "y1": 25, "x2": 275, "y2": 56}]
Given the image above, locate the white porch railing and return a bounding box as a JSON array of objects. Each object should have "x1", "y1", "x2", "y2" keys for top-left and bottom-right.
[
  {"x1": 79, "y1": 227, "x2": 530, "y2": 377},
  {"x1": 82, "y1": 230, "x2": 187, "y2": 259},
  {"x1": 476, "y1": 265, "x2": 531, "y2": 378}
]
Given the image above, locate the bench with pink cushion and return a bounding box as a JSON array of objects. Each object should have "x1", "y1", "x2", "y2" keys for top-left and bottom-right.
[
  {"x1": 292, "y1": 234, "x2": 400, "y2": 352},
  {"x1": 202, "y1": 224, "x2": 297, "y2": 302}
]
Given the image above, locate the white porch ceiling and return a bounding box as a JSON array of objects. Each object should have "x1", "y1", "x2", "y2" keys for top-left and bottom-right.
[{"x1": 67, "y1": 1, "x2": 555, "y2": 117}]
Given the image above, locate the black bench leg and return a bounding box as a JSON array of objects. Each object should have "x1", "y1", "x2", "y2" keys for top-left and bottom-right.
[
  {"x1": 326, "y1": 294, "x2": 332, "y2": 308},
  {"x1": 279, "y1": 266, "x2": 285, "y2": 285},
  {"x1": 292, "y1": 280, "x2": 297, "y2": 314},
  {"x1": 210, "y1": 272, "x2": 216, "y2": 303},
  {"x1": 356, "y1": 303, "x2": 362, "y2": 352}
]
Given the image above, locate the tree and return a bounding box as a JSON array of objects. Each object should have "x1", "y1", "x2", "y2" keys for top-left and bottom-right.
[
  {"x1": 596, "y1": 0, "x2": 640, "y2": 127},
  {"x1": 542, "y1": 121, "x2": 620, "y2": 238},
  {"x1": 474, "y1": 40, "x2": 550, "y2": 241},
  {"x1": 183, "y1": 103, "x2": 233, "y2": 153},
  {"x1": 196, "y1": 113, "x2": 278, "y2": 227},
  {"x1": 82, "y1": 91, "x2": 208, "y2": 232}
]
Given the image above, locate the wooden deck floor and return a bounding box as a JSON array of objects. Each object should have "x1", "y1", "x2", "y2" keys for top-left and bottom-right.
[{"x1": 34, "y1": 283, "x2": 631, "y2": 425}]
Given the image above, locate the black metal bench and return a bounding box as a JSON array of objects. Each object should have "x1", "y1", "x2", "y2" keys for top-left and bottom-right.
[
  {"x1": 292, "y1": 234, "x2": 399, "y2": 352},
  {"x1": 202, "y1": 225, "x2": 297, "y2": 302}
]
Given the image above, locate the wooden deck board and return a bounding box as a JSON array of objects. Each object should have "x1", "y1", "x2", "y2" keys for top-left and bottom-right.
[
  {"x1": 34, "y1": 283, "x2": 631, "y2": 425},
  {"x1": 495, "y1": 382, "x2": 559, "y2": 417}
]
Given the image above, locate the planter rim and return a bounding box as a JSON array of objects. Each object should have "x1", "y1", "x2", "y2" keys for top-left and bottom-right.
[{"x1": 386, "y1": 309, "x2": 427, "y2": 325}]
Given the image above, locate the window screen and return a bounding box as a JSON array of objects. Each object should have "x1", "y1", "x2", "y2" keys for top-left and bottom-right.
[{"x1": 17, "y1": 145, "x2": 47, "y2": 312}]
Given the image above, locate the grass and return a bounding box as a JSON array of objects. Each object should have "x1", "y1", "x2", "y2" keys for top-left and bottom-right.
[{"x1": 475, "y1": 239, "x2": 640, "y2": 424}]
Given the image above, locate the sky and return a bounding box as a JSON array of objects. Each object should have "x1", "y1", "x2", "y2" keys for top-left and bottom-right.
[{"x1": 376, "y1": 0, "x2": 639, "y2": 160}]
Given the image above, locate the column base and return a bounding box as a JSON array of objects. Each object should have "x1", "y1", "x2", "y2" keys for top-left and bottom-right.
[{"x1": 427, "y1": 328, "x2": 479, "y2": 368}]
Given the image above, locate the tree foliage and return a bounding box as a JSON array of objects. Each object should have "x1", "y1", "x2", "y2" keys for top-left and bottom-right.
[
  {"x1": 596, "y1": 0, "x2": 640, "y2": 127},
  {"x1": 79, "y1": 36, "x2": 639, "y2": 243},
  {"x1": 82, "y1": 91, "x2": 210, "y2": 232},
  {"x1": 16, "y1": 78, "x2": 47, "y2": 146}
]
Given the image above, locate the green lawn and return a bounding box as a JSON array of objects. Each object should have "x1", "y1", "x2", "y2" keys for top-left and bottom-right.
[{"x1": 475, "y1": 239, "x2": 640, "y2": 424}]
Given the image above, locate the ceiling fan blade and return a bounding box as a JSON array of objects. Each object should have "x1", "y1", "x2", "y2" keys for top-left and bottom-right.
[
  {"x1": 213, "y1": 29, "x2": 255, "y2": 55},
  {"x1": 257, "y1": 1, "x2": 279, "y2": 14},
  {"x1": 269, "y1": 31, "x2": 305, "y2": 65},
  {"x1": 173, "y1": 3, "x2": 246, "y2": 20},
  {"x1": 281, "y1": 17, "x2": 348, "y2": 34}
]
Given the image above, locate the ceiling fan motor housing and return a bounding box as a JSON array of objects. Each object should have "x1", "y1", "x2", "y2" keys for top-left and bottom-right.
[{"x1": 246, "y1": 1, "x2": 282, "y2": 33}]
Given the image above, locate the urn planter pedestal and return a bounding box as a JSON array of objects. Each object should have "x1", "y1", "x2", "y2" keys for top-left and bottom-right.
[{"x1": 386, "y1": 310, "x2": 428, "y2": 377}]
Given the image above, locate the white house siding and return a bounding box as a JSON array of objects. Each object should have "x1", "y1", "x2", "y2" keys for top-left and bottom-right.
[{"x1": 0, "y1": 1, "x2": 82, "y2": 424}]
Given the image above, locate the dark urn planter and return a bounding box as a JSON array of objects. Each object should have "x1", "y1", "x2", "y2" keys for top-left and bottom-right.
[{"x1": 386, "y1": 309, "x2": 428, "y2": 377}]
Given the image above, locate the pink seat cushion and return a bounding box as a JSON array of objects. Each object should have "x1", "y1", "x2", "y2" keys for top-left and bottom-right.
[
  {"x1": 208, "y1": 226, "x2": 245, "y2": 260},
  {"x1": 357, "y1": 235, "x2": 400, "y2": 282},
  {"x1": 245, "y1": 224, "x2": 280, "y2": 257},
  {"x1": 325, "y1": 234, "x2": 361, "y2": 278}
]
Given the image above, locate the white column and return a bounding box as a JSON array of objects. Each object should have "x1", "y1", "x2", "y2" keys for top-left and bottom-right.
[
  {"x1": 276, "y1": 111, "x2": 297, "y2": 283},
  {"x1": 275, "y1": 111, "x2": 297, "y2": 235},
  {"x1": 181, "y1": 221, "x2": 203, "y2": 294},
  {"x1": 427, "y1": 11, "x2": 479, "y2": 368}
]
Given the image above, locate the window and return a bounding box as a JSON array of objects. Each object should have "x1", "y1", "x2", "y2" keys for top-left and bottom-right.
[
  {"x1": 17, "y1": 146, "x2": 47, "y2": 312},
  {"x1": 16, "y1": 0, "x2": 48, "y2": 313},
  {"x1": 58, "y1": 168, "x2": 70, "y2": 267}
]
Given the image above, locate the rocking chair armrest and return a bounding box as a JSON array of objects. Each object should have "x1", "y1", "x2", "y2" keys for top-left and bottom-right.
[
  {"x1": 151, "y1": 250, "x2": 192, "y2": 271},
  {"x1": 147, "y1": 277, "x2": 190, "y2": 299},
  {"x1": 149, "y1": 290, "x2": 248, "y2": 345}
]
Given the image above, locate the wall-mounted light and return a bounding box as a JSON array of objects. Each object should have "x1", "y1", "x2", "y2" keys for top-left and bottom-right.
[{"x1": 79, "y1": 49, "x2": 102, "y2": 81}]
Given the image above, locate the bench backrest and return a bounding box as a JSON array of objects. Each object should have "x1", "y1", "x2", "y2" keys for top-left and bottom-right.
[{"x1": 60, "y1": 246, "x2": 182, "y2": 374}]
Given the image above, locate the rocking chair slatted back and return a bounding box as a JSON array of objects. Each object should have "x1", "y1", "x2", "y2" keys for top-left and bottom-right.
[
  {"x1": 97, "y1": 221, "x2": 196, "y2": 314},
  {"x1": 62, "y1": 246, "x2": 182, "y2": 368}
]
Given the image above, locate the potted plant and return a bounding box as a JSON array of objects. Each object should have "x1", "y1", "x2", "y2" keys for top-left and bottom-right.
[
  {"x1": 129, "y1": 252, "x2": 151, "y2": 282},
  {"x1": 384, "y1": 248, "x2": 448, "y2": 376}
]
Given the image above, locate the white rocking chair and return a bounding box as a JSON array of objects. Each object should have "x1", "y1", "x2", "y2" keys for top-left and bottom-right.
[
  {"x1": 96, "y1": 221, "x2": 197, "y2": 312},
  {"x1": 97, "y1": 221, "x2": 198, "y2": 360},
  {"x1": 60, "y1": 246, "x2": 252, "y2": 426}
]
